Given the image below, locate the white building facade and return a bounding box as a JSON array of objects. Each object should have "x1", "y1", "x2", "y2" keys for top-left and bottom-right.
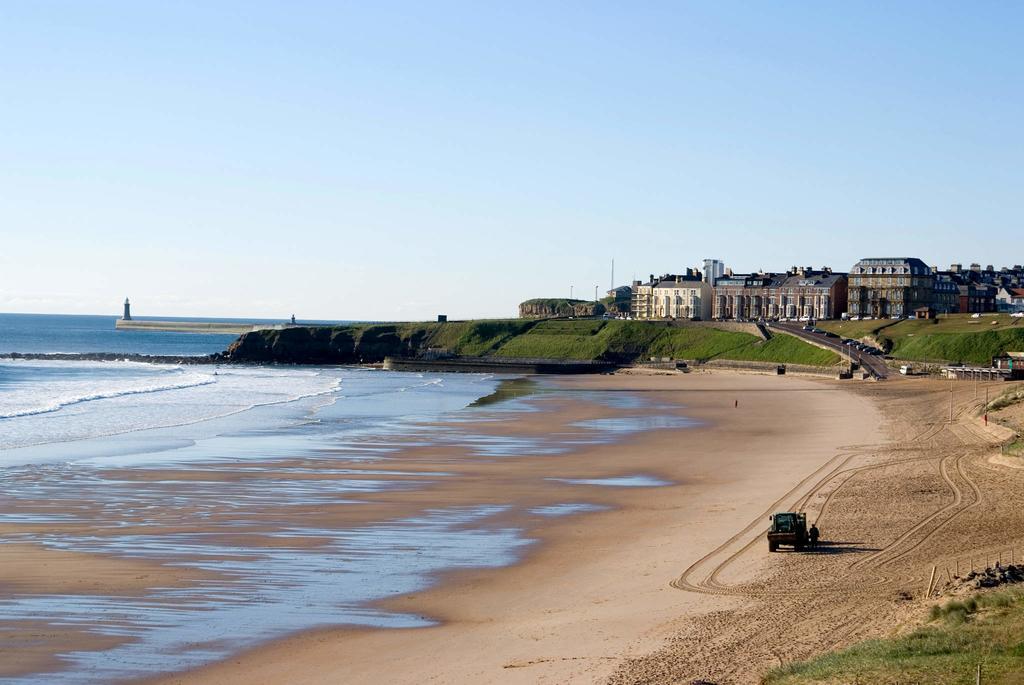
[
  {"x1": 632, "y1": 272, "x2": 712, "y2": 320},
  {"x1": 651, "y1": 274, "x2": 713, "y2": 320}
]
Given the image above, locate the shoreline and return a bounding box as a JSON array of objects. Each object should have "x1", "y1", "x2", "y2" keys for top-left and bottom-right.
[
  {"x1": 148, "y1": 372, "x2": 881, "y2": 685},
  {"x1": 0, "y1": 351, "x2": 222, "y2": 364}
]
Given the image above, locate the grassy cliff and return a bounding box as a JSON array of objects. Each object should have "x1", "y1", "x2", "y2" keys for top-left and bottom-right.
[
  {"x1": 494, "y1": 320, "x2": 838, "y2": 365},
  {"x1": 226, "y1": 319, "x2": 839, "y2": 366},
  {"x1": 819, "y1": 314, "x2": 1024, "y2": 364}
]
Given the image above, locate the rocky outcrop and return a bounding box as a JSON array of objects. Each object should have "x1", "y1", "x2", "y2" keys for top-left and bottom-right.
[
  {"x1": 225, "y1": 324, "x2": 456, "y2": 364},
  {"x1": 518, "y1": 299, "x2": 606, "y2": 319},
  {"x1": 226, "y1": 326, "x2": 361, "y2": 364}
]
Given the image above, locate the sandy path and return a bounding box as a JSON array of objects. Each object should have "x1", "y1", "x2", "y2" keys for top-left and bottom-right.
[{"x1": 151, "y1": 373, "x2": 880, "y2": 685}]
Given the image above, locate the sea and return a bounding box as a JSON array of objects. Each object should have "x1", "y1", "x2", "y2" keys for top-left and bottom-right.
[{"x1": 0, "y1": 313, "x2": 683, "y2": 683}]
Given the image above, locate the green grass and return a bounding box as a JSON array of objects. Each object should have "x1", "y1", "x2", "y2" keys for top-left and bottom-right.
[
  {"x1": 892, "y1": 329, "x2": 1024, "y2": 365},
  {"x1": 723, "y1": 334, "x2": 840, "y2": 365},
  {"x1": 818, "y1": 314, "x2": 1024, "y2": 364},
  {"x1": 417, "y1": 320, "x2": 535, "y2": 356},
  {"x1": 764, "y1": 590, "x2": 1024, "y2": 685},
  {"x1": 322, "y1": 320, "x2": 536, "y2": 358},
  {"x1": 492, "y1": 320, "x2": 839, "y2": 365},
  {"x1": 238, "y1": 319, "x2": 840, "y2": 365}
]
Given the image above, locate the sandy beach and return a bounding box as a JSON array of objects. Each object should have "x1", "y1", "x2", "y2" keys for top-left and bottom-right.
[
  {"x1": 141, "y1": 372, "x2": 881, "y2": 685},
  {"x1": 7, "y1": 370, "x2": 1022, "y2": 684}
]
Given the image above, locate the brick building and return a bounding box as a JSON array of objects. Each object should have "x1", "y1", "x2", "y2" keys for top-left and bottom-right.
[{"x1": 713, "y1": 267, "x2": 847, "y2": 320}]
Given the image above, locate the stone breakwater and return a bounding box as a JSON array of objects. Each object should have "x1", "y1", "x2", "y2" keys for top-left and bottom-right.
[{"x1": 115, "y1": 319, "x2": 287, "y2": 335}]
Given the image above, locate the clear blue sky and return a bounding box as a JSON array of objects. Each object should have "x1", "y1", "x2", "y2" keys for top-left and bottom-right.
[{"x1": 0, "y1": 2, "x2": 1019, "y2": 319}]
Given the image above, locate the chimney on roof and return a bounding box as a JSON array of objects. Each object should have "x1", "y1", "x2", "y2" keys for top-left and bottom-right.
[
  {"x1": 725, "y1": 267, "x2": 733, "y2": 276},
  {"x1": 823, "y1": 266, "x2": 831, "y2": 275},
  {"x1": 988, "y1": 265, "x2": 994, "y2": 271},
  {"x1": 649, "y1": 274, "x2": 654, "y2": 283}
]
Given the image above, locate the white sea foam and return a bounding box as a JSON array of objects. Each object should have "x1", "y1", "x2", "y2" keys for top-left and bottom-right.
[
  {"x1": 0, "y1": 374, "x2": 217, "y2": 419},
  {"x1": 0, "y1": 361, "x2": 344, "y2": 452}
]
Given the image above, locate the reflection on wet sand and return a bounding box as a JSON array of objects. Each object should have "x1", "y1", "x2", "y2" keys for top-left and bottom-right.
[{"x1": 0, "y1": 376, "x2": 693, "y2": 683}]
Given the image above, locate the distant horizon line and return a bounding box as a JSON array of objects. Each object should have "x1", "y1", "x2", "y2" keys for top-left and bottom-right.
[{"x1": 0, "y1": 311, "x2": 515, "y2": 324}]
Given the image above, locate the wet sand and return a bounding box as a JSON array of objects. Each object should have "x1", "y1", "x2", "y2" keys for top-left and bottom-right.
[{"x1": 149, "y1": 372, "x2": 881, "y2": 684}]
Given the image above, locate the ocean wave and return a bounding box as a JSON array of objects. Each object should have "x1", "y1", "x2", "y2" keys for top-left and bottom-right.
[
  {"x1": 0, "y1": 375, "x2": 219, "y2": 420},
  {"x1": 397, "y1": 377, "x2": 445, "y2": 392}
]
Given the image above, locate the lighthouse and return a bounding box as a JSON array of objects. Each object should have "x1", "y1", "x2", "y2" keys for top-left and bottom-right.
[{"x1": 123, "y1": 298, "x2": 132, "y2": 321}]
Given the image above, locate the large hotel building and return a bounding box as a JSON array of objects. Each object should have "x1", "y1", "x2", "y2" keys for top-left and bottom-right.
[
  {"x1": 712, "y1": 268, "x2": 848, "y2": 320},
  {"x1": 846, "y1": 257, "x2": 934, "y2": 318}
]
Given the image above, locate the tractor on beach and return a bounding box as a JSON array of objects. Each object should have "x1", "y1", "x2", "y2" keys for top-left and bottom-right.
[{"x1": 767, "y1": 512, "x2": 808, "y2": 552}]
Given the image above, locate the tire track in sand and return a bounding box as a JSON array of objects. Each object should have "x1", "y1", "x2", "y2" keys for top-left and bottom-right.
[{"x1": 671, "y1": 420, "x2": 955, "y2": 597}]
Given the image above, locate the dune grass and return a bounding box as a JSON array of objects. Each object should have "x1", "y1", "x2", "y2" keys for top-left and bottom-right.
[
  {"x1": 987, "y1": 386, "x2": 1024, "y2": 413},
  {"x1": 764, "y1": 590, "x2": 1024, "y2": 685}
]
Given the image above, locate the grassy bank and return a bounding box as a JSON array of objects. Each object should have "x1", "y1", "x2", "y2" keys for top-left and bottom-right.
[
  {"x1": 227, "y1": 319, "x2": 841, "y2": 366},
  {"x1": 819, "y1": 314, "x2": 1024, "y2": 364},
  {"x1": 491, "y1": 320, "x2": 838, "y2": 365},
  {"x1": 764, "y1": 590, "x2": 1024, "y2": 685}
]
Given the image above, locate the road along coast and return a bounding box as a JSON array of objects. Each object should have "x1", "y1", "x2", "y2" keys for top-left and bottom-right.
[{"x1": 150, "y1": 372, "x2": 882, "y2": 685}]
